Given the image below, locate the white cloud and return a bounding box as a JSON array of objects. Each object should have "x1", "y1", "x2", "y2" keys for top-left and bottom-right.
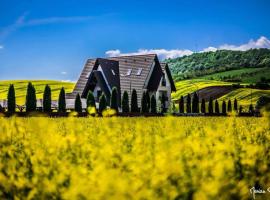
[
  {"x1": 106, "y1": 36, "x2": 270, "y2": 60},
  {"x1": 106, "y1": 49, "x2": 193, "y2": 60},
  {"x1": 61, "y1": 71, "x2": 67, "y2": 75}
]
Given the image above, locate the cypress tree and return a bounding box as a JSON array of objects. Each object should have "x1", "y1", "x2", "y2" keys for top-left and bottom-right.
[
  {"x1": 222, "y1": 100, "x2": 226, "y2": 114},
  {"x1": 234, "y1": 98, "x2": 238, "y2": 112},
  {"x1": 75, "y1": 93, "x2": 82, "y2": 113},
  {"x1": 215, "y1": 100, "x2": 220, "y2": 114},
  {"x1": 110, "y1": 87, "x2": 118, "y2": 112},
  {"x1": 141, "y1": 91, "x2": 149, "y2": 113},
  {"x1": 161, "y1": 94, "x2": 167, "y2": 113},
  {"x1": 43, "y1": 84, "x2": 51, "y2": 113},
  {"x1": 208, "y1": 97, "x2": 213, "y2": 114},
  {"x1": 7, "y1": 84, "x2": 16, "y2": 113},
  {"x1": 122, "y1": 91, "x2": 129, "y2": 113},
  {"x1": 227, "y1": 99, "x2": 232, "y2": 112},
  {"x1": 186, "y1": 93, "x2": 191, "y2": 113},
  {"x1": 150, "y1": 94, "x2": 157, "y2": 114},
  {"x1": 146, "y1": 91, "x2": 151, "y2": 111},
  {"x1": 58, "y1": 87, "x2": 66, "y2": 113},
  {"x1": 26, "y1": 82, "x2": 37, "y2": 112},
  {"x1": 99, "y1": 93, "x2": 107, "y2": 114},
  {"x1": 131, "y1": 89, "x2": 138, "y2": 112},
  {"x1": 179, "y1": 96, "x2": 184, "y2": 113},
  {"x1": 192, "y1": 92, "x2": 199, "y2": 113},
  {"x1": 201, "y1": 98, "x2": 206, "y2": 113},
  {"x1": 86, "y1": 90, "x2": 96, "y2": 109}
]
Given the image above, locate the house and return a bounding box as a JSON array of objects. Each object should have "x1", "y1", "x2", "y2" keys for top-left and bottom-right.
[{"x1": 67, "y1": 54, "x2": 176, "y2": 110}]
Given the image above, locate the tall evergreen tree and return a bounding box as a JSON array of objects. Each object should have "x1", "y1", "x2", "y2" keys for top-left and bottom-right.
[
  {"x1": 141, "y1": 91, "x2": 149, "y2": 113},
  {"x1": 179, "y1": 96, "x2": 184, "y2": 113},
  {"x1": 86, "y1": 91, "x2": 96, "y2": 109},
  {"x1": 131, "y1": 89, "x2": 138, "y2": 112},
  {"x1": 161, "y1": 94, "x2": 167, "y2": 113},
  {"x1": 7, "y1": 84, "x2": 16, "y2": 113},
  {"x1": 215, "y1": 100, "x2": 220, "y2": 114},
  {"x1": 58, "y1": 87, "x2": 66, "y2": 113},
  {"x1": 43, "y1": 84, "x2": 51, "y2": 113},
  {"x1": 122, "y1": 91, "x2": 129, "y2": 113},
  {"x1": 99, "y1": 93, "x2": 107, "y2": 114},
  {"x1": 192, "y1": 92, "x2": 199, "y2": 113},
  {"x1": 145, "y1": 91, "x2": 151, "y2": 111},
  {"x1": 201, "y1": 98, "x2": 206, "y2": 113},
  {"x1": 227, "y1": 99, "x2": 232, "y2": 112},
  {"x1": 110, "y1": 87, "x2": 119, "y2": 112},
  {"x1": 26, "y1": 82, "x2": 37, "y2": 112},
  {"x1": 208, "y1": 97, "x2": 213, "y2": 114},
  {"x1": 234, "y1": 98, "x2": 238, "y2": 112},
  {"x1": 222, "y1": 100, "x2": 227, "y2": 114},
  {"x1": 75, "y1": 93, "x2": 82, "y2": 113},
  {"x1": 186, "y1": 93, "x2": 191, "y2": 113},
  {"x1": 150, "y1": 95, "x2": 157, "y2": 114}
]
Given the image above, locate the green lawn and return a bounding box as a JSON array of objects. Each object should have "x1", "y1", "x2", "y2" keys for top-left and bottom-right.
[{"x1": 0, "y1": 80, "x2": 75, "y2": 105}]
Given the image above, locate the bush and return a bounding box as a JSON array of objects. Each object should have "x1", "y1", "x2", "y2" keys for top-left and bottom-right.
[
  {"x1": 26, "y1": 82, "x2": 37, "y2": 112},
  {"x1": 75, "y1": 94, "x2": 82, "y2": 113},
  {"x1": 110, "y1": 87, "x2": 119, "y2": 113},
  {"x1": 58, "y1": 87, "x2": 66, "y2": 113},
  {"x1": 256, "y1": 96, "x2": 270, "y2": 110},
  {"x1": 43, "y1": 85, "x2": 51, "y2": 113},
  {"x1": 222, "y1": 100, "x2": 226, "y2": 114},
  {"x1": 192, "y1": 92, "x2": 199, "y2": 113},
  {"x1": 227, "y1": 99, "x2": 232, "y2": 112},
  {"x1": 150, "y1": 95, "x2": 157, "y2": 114},
  {"x1": 87, "y1": 91, "x2": 96, "y2": 110},
  {"x1": 99, "y1": 93, "x2": 107, "y2": 114},
  {"x1": 186, "y1": 93, "x2": 191, "y2": 113},
  {"x1": 141, "y1": 92, "x2": 149, "y2": 113},
  {"x1": 208, "y1": 97, "x2": 213, "y2": 114},
  {"x1": 215, "y1": 100, "x2": 220, "y2": 114},
  {"x1": 122, "y1": 91, "x2": 129, "y2": 113},
  {"x1": 201, "y1": 99, "x2": 206, "y2": 113},
  {"x1": 179, "y1": 96, "x2": 184, "y2": 113},
  {"x1": 7, "y1": 84, "x2": 16, "y2": 113},
  {"x1": 131, "y1": 89, "x2": 139, "y2": 112}
]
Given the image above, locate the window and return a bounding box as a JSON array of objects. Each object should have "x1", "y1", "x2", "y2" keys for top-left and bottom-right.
[
  {"x1": 126, "y1": 69, "x2": 132, "y2": 76},
  {"x1": 161, "y1": 74, "x2": 166, "y2": 86},
  {"x1": 136, "y1": 68, "x2": 143, "y2": 76}
]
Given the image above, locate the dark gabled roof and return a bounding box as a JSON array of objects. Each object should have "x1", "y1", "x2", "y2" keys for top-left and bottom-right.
[
  {"x1": 147, "y1": 57, "x2": 164, "y2": 91},
  {"x1": 92, "y1": 71, "x2": 111, "y2": 100},
  {"x1": 160, "y1": 63, "x2": 176, "y2": 91}
]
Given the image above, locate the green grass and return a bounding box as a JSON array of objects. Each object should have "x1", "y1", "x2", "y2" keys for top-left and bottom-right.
[{"x1": 0, "y1": 80, "x2": 75, "y2": 105}]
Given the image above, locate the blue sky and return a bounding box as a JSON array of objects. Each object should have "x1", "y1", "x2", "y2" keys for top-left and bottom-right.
[{"x1": 0, "y1": 0, "x2": 270, "y2": 81}]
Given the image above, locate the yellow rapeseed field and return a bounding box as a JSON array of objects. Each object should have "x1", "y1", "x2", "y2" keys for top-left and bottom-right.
[{"x1": 0, "y1": 116, "x2": 270, "y2": 200}]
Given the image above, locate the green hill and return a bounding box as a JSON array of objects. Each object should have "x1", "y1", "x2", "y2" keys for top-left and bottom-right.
[
  {"x1": 166, "y1": 49, "x2": 270, "y2": 82},
  {"x1": 0, "y1": 80, "x2": 75, "y2": 105}
]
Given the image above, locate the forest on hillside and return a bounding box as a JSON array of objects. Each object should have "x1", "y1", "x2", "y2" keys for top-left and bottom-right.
[{"x1": 166, "y1": 49, "x2": 270, "y2": 81}]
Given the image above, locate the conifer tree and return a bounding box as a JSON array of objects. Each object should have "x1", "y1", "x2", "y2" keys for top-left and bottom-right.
[
  {"x1": 215, "y1": 100, "x2": 220, "y2": 114},
  {"x1": 99, "y1": 93, "x2": 107, "y2": 114},
  {"x1": 208, "y1": 97, "x2": 213, "y2": 114},
  {"x1": 150, "y1": 94, "x2": 157, "y2": 114},
  {"x1": 186, "y1": 93, "x2": 191, "y2": 113},
  {"x1": 146, "y1": 90, "x2": 151, "y2": 111},
  {"x1": 26, "y1": 82, "x2": 37, "y2": 112},
  {"x1": 161, "y1": 94, "x2": 167, "y2": 113},
  {"x1": 131, "y1": 89, "x2": 138, "y2": 112},
  {"x1": 179, "y1": 96, "x2": 184, "y2": 113},
  {"x1": 7, "y1": 84, "x2": 16, "y2": 113},
  {"x1": 222, "y1": 100, "x2": 226, "y2": 114},
  {"x1": 201, "y1": 98, "x2": 206, "y2": 113},
  {"x1": 75, "y1": 93, "x2": 82, "y2": 113},
  {"x1": 86, "y1": 91, "x2": 96, "y2": 109},
  {"x1": 192, "y1": 92, "x2": 199, "y2": 113},
  {"x1": 43, "y1": 84, "x2": 51, "y2": 113},
  {"x1": 141, "y1": 91, "x2": 149, "y2": 113},
  {"x1": 234, "y1": 98, "x2": 238, "y2": 112},
  {"x1": 110, "y1": 87, "x2": 118, "y2": 112},
  {"x1": 58, "y1": 87, "x2": 66, "y2": 113},
  {"x1": 122, "y1": 91, "x2": 129, "y2": 113},
  {"x1": 227, "y1": 99, "x2": 232, "y2": 112}
]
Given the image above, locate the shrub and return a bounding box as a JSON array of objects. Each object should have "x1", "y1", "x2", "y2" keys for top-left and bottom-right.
[
  {"x1": 43, "y1": 84, "x2": 51, "y2": 113},
  {"x1": 222, "y1": 100, "x2": 226, "y2": 114},
  {"x1": 26, "y1": 82, "x2": 37, "y2": 112},
  {"x1": 208, "y1": 97, "x2": 213, "y2": 114},
  {"x1": 87, "y1": 91, "x2": 96, "y2": 109},
  {"x1": 186, "y1": 93, "x2": 191, "y2": 113},
  {"x1": 192, "y1": 92, "x2": 199, "y2": 113},
  {"x1": 75, "y1": 94, "x2": 82, "y2": 113},
  {"x1": 141, "y1": 92, "x2": 149, "y2": 113},
  {"x1": 110, "y1": 87, "x2": 119, "y2": 113},
  {"x1": 58, "y1": 87, "x2": 66, "y2": 113},
  {"x1": 99, "y1": 93, "x2": 107, "y2": 114},
  {"x1": 227, "y1": 99, "x2": 232, "y2": 112},
  {"x1": 122, "y1": 91, "x2": 129, "y2": 113},
  {"x1": 7, "y1": 84, "x2": 16, "y2": 113},
  {"x1": 179, "y1": 96, "x2": 184, "y2": 113},
  {"x1": 150, "y1": 95, "x2": 157, "y2": 114},
  {"x1": 131, "y1": 89, "x2": 139, "y2": 112},
  {"x1": 201, "y1": 99, "x2": 206, "y2": 113},
  {"x1": 234, "y1": 99, "x2": 238, "y2": 112},
  {"x1": 215, "y1": 100, "x2": 220, "y2": 114}
]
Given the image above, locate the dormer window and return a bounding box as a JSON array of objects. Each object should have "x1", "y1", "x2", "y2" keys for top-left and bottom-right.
[
  {"x1": 136, "y1": 68, "x2": 143, "y2": 76},
  {"x1": 126, "y1": 69, "x2": 132, "y2": 76}
]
